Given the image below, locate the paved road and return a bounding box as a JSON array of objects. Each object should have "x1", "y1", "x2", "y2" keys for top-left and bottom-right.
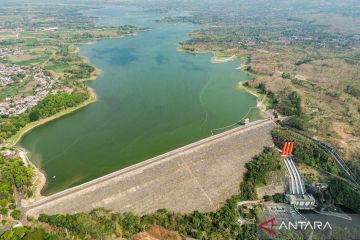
[
  {"x1": 24, "y1": 119, "x2": 276, "y2": 216},
  {"x1": 313, "y1": 209, "x2": 352, "y2": 221},
  {"x1": 0, "y1": 225, "x2": 11, "y2": 237}
]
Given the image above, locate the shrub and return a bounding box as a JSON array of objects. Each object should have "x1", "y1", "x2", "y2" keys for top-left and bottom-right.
[{"x1": 11, "y1": 209, "x2": 21, "y2": 220}]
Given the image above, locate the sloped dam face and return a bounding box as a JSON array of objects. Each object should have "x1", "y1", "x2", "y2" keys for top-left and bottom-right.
[{"x1": 19, "y1": 7, "x2": 261, "y2": 195}]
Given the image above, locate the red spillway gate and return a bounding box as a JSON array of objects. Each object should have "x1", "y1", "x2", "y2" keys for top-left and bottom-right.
[{"x1": 282, "y1": 140, "x2": 294, "y2": 156}]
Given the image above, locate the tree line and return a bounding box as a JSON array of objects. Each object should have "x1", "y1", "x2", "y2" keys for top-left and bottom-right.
[{"x1": 0, "y1": 92, "x2": 88, "y2": 143}]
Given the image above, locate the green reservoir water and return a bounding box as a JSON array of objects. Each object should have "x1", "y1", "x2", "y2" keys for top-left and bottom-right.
[{"x1": 19, "y1": 7, "x2": 261, "y2": 195}]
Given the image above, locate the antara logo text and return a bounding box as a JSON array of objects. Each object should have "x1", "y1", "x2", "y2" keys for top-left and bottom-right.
[
  {"x1": 258, "y1": 217, "x2": 332, "y2": 236},
  {"x1": 279, "y1": 221, "x2": 332, "y2": 230}
]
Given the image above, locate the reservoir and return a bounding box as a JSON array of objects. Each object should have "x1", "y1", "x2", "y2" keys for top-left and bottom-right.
[{"x1": 19, "y1": 7, "x2": 261, "y2": 195}]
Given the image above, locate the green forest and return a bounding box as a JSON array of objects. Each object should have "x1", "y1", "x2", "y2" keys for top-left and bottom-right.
[
  {"x1": 28, "y1": 92, "x2": 87, "y2": 121},
  {"x1": 0, "y1": 153, "x2": 33, "y2": 224},
  {"x1": 0, "y1": 92, "x2": 88, "y2": 143}
]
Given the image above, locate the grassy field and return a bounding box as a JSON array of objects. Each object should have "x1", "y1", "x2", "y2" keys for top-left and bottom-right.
[
  {"x1": 11, "y1": 56, "x2": 49, "y2": 66},
  {"x1": 248, "y1": 47, "x2": 360, "y2": 159},
  {"x1": 0, "y1": 80, "x2": 27, "y2": 101}
]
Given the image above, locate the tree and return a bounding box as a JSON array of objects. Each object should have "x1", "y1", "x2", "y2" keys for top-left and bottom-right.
[
  {"x1": 29, "y1": 109, "x2": 40, "y2": 122},
  {"x1": 277, "y1": 91, "x2": 302, "y2": 116},
  {"x1": 328, "y1": 178, "x2": 360, "y2": 213},
  {"x1": 273, "y1": 193, "x2": 285, "y2": 203},
  {"x1": 263, "y1": 195, "x2": 272, "y2": 201},
  {"x1": 0, "y1": 227, "x2": 27, "y2": 240},
  {"x1": 0, "y1": 208, "x2": 8, "y2": 215},
  {"x1": 11, "y1": 209, "x2": 21, "y2": 220},
  {"x1": 0, "y1": 159, "x2": 33, "y2": 191},
  {"x1": 282, "y1": 72, "x2": 291, "y2": 79}
]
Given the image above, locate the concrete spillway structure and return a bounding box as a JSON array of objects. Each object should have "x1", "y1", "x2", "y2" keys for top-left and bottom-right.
[
  {"x1": 282, "y1": 139, "x2": 305, "y2": 195},
  {"x1": 289, "y1": 158, "x2": 305, "y2": 194},
  {"x1": 284, "y1": 157, "x2": 305, "y2": 195},
  {"x1": 281, "y1": 141, "x2": 316, "y2": 209},
  {"x1": 283, "y1": 157, "x2": 296, "y2": 194}
]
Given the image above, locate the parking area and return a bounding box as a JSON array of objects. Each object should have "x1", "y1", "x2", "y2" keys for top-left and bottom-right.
[{"x1": 263, "y1": 203, "x2": 304, "y2": 225}]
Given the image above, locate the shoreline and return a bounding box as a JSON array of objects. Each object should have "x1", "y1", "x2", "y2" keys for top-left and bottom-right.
[
  {"x1": 177, "y1": 45, "x2": 278, "y2": 130},
  {"x1": 12, "y1": 88, "x2": 97, "y2": 202},
  {"x1": 238, "y1": 82, "x2": 269, "y2": 118},
  {"x1": 75, "y1": 45, "x2": 103, "y2": 82},
  {"x1": 19, "y1": 148, "x2": 47, "y2": 203},
  {"x1": 5, "y1": 41, "x2": 102, "y2": 149},
  {"x1": 3, "y1": 30, "x2": 147, "y2": 202},
  {"x1": 178, "y1": 44, "x2": 269, "y2": 125},
  {"x1": 176, "y1": 46, "x2": 237, "y2": 64},
  {"x1": 4, "y1": 87, "x2": 97, "y2": 148},
  {"x1": 16, "y1": 43, "x2": 260, "y2": 202},
  {"x1": 211, "y1": 54, "x2": 236, "y2": 63},
  {"x1": 13, "y1": 44, "x2": 102, "y2": 200},
  {"x1": 178, "y1": 45, "x2": 268, "y2": 118}
]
